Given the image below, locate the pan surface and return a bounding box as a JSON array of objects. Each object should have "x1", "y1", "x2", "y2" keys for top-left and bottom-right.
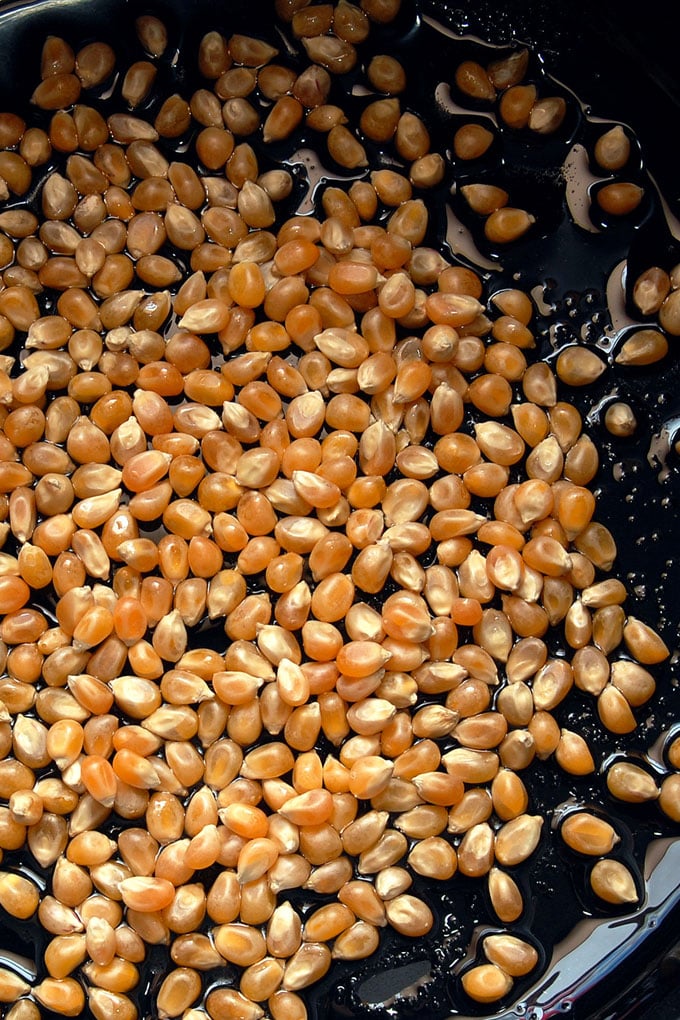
[{"x1": 0, "y1": 2, "x2": 678, "y2": 1019}]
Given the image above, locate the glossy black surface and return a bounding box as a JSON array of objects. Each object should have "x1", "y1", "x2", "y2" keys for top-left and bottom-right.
[{"x1": 0, "y1": 2, "x2": 678, "y2": 1019}]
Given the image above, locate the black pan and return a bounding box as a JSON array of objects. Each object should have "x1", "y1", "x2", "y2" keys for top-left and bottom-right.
[{"x1": 0, "y1": 2, "x2": 678, "y2": 1019}]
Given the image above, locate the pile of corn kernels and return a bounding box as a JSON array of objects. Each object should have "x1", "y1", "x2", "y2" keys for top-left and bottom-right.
[{"x1": 0, "y1": 2, "x2": 678, "y2": 1019}]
